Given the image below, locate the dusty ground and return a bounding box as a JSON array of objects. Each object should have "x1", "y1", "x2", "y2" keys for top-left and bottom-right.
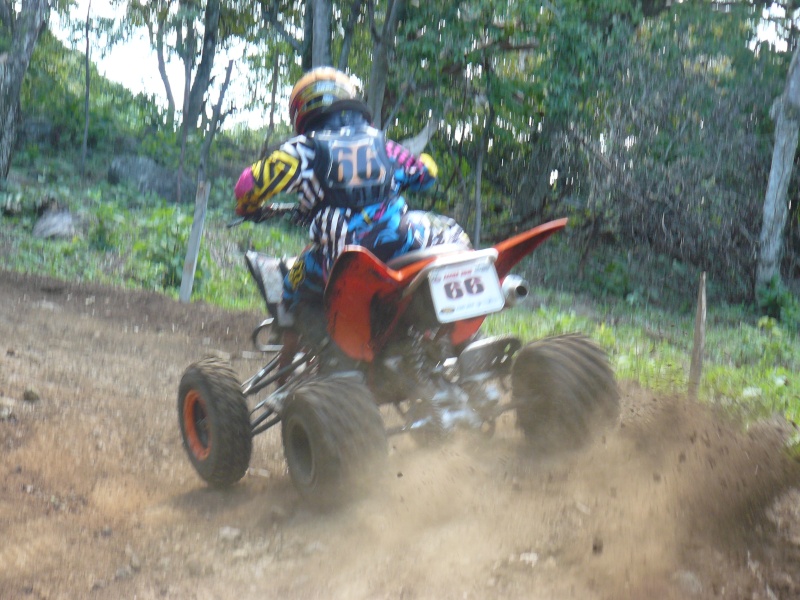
[{"x1": 2, "y1": 268, "x2": 800, "y2": 600}]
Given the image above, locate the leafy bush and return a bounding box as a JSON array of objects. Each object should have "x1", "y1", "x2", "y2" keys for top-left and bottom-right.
[
  {"x1": 88, "y1": 202, "x2": 124, "y2": 251},
  {"x1": 756, "y1": 277, "x2": 800, "y2": 329},
  {"x1": 130, "y1": 206, "x2": 208, "y2": 292}
]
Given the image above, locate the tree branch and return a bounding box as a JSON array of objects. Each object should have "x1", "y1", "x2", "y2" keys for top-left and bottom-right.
[
  {"x1": 260, "y1": 1, "x2": 302, "y2": 53},
  {"x1": 185, "y1": 0, "x2": 220, "y2": 129},
  {"x1": 260, "y1": 50, "x2": 281, "y2": 157},
  {"x1": 367, "y1": 0, "x2": 378, "y2": 42},
  {"x1": 338, "y1": 0, "x2": 364, "y2": 71},
  {"x1": 0, "y1": 1, "x2": 14, "y2": 32},
  {"x1": 152, "y1": 15, "x2": 176, "y2": 126},
  {"x1": 199, "y1": 59, "x2": 234, "y2": 182}
]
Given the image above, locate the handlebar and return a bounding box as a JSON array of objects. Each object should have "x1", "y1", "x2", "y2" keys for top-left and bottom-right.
[
  {"x1": 227, "y1": 202, "x2": 297, "y2": 228},
  {"x1": 261, "y1": 202, "x2": 297, "y2": 214}
]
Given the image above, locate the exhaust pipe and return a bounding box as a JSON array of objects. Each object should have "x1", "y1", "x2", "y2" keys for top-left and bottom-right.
[{"x1": 502, "y1": 274, "x2": 529, "y2": 307}]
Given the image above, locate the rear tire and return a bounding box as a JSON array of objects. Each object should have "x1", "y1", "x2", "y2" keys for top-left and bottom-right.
[
  {"x1": 512, "y1": 334, "x2": 619, "y2": 452},
  {"x1": 178, "y1": 357, "x2": 252, "y2": 488},
  {"x1": 281, "y1": 376, "x2": 387, "y2": 506}
]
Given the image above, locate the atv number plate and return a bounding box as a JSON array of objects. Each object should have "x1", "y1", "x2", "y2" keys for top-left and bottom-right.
[{"x1": 427, "y1": 259, "x2": 505, "y2": 323}]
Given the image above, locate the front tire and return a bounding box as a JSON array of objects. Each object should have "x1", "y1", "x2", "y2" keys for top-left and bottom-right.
[
  {"x1": 178, "y1": 357, "x2": 252, "y2": 488},
  {"x1": 512, "y1": 334, "x2": 619, "y2": 452},
  {"x1": 281, "y1": 376, "x2": 387, "y2": 506}
]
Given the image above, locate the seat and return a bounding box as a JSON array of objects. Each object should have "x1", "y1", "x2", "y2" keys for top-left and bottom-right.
[{"x1": 385, "y1": 243, "x2": 471, "y2": 270}]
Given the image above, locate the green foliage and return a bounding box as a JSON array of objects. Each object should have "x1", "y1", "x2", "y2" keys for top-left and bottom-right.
[
  {"x1": 566, "y1": 2, "x2": 784, "y2": 303},
  {"x1": 88, "y1": 202, "x2": 124, "y2": 251},
  {"x1": 23, "y1": 29, "x2": 172, "y2": 156},
  {"x1": 391, "y1": 0, "x2": 789, "y2": 305},
  {"x1": 130, "y1": 206, "x2": 207, "y2": 291},
  {"x1": 198, "y1": 211, "x2": 307, "y2": 310},
  {"x1": 756, "y1": 277, "x2": 800, "y2": 328},
  {"x1": 592, "y1": 257, "x2": 633, "y2": 300},
  {"x1": 540, "y1": 0, "x2": 641, "y2": 119},
  {"x1": 754, "y1": 317, "x2": 796, "y2": 368},
  {"x1": 4, "y1": 225, "x2": 113, "y2": 284}
]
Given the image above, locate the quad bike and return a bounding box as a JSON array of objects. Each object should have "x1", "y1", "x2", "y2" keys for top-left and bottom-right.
[{"x1": 178, "y1": 212, "x2": 619, "y2": 506}]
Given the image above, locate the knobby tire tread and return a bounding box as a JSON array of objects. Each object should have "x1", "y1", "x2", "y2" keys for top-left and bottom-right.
[
  {"x1": 282, "y1": 376, "x2": 387, "y2": 506},
  {"x1": 178, "y1": 357, "x2": 252, "y2": 488},
  {"x1": 512, "y1": 334, "x2": 619, "y2": 452}
]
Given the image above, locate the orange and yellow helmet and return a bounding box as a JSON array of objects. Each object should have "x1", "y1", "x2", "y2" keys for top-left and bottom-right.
[{"x1": 288, "y1": 67, "x2": 371, "y2": 134}]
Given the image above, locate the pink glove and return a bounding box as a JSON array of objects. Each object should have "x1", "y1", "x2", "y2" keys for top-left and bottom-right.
[
  {"x1": 235, "y1": 167, "x2": 255, "y2": 200},
  {"x1": 234, "y1": 167, "x2": 258, "y2": 216},
  {"x1": 385, "y1": 140, "x2": 425, "y2": 172}
]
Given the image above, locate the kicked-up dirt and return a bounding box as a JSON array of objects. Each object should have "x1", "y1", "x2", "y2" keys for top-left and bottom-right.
[{"x1": 1, "y1": 268, "x2": 800, "y2": 600}]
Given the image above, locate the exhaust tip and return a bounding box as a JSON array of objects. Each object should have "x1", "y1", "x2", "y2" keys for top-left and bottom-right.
[{"x1": 502, "y1": 275, "x2": 529, "y2": 307}]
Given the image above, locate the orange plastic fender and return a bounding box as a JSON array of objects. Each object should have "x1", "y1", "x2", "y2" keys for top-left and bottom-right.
[
  {"x1": 323, "y1": 219, "x2": 568, "y2": 360},
  {"x1": 323, "y1": 246, "x2": 435, "y2": 361},
  {"x1": 448, "y1": 219, "x2": 569, "y2": 346},
  {"x1": 492, "y1": 218, "x2": 568, "y2": 279}
]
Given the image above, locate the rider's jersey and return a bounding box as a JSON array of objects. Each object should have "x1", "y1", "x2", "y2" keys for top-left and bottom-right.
[
  {"x1": 310, "y1": 127, "x2": 395, "y2": 209},
  {"x1": 235, "y1": 125, "x2": 435, "y2": 221}
]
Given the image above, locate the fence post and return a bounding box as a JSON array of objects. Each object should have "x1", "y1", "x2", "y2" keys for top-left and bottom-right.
[
  {"x1": 688, "y1": 272, "x2": 707, "y2": 401},
  {"x1": 179, "y1": 181, "x2": 210, "y2": 304}
]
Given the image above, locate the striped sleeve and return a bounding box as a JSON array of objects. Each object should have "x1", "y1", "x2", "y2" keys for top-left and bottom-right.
[{"x1": 310, "y1": 207, "x2": 351, "y2": 273}]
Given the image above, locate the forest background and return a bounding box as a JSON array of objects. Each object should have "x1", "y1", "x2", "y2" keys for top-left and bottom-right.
[{"x1": 2, "y1": 0, "x2": 800, "y2": 437}]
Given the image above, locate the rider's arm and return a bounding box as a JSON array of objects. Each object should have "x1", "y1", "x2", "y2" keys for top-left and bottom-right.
[
  {"x1": 234, "y1": 136, "x2": 316, "y2": 218},
  {"x1": 385, "y1": 139, "x2": 438, "y2": 193}
]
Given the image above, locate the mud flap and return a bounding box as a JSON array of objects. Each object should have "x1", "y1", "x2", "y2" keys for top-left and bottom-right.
[{"x1": 244, "y1": 251, "x2": 294, "y2": 316}]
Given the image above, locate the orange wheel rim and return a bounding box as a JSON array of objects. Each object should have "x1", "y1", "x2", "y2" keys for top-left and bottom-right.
[{"x1": 183, "y1": 390, "x2": 211, "y2": 460}]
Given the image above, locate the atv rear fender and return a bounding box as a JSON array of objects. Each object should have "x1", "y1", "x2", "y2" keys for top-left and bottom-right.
[{"x1": 324, "y1": 218, "x2": 568, "y2": 361}]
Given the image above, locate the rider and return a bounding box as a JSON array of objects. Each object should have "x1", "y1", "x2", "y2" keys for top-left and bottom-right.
[{"x1": 234, "y1": 66, "x2": 469, "y2": 336}]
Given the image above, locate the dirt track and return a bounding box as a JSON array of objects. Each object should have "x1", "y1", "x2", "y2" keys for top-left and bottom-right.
[{"x1": 2, "y1": 268, "x2": 800, "y2": 600}]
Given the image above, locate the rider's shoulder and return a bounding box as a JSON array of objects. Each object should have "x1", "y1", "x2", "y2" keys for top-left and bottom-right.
[
  {"x1": 269, "y1": 134, "x2": 315, "y2": 162},
  {"x1": 280, "y1": 133, "x2": 315, "y2": 151}
]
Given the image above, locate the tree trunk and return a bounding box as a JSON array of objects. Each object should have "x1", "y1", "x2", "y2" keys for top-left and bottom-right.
[
  {"x1": 337, "y1": 0, "x2": 364, "y2": 71},
  {"x1": 366, "y1": 0, "x2": 405, "y2": 127},
  {"x1": 312, "y1": 0, "x2": 332, "y2": 67},
  {"x1": 184, "y1": 0, "x2": 220, "y2": 130},
  {"x1": 81, "y1": 0, "x2": 92, "y2": 178},
  {"x1": 757, "y1": 97, "x2": 798, "y2": 291},
  {"x1": 260, "y1": 51, "x2": 281, "y2": 157},
  {"x1": 176, "y1": 1, "x2": 199, "y2": 205},
  {"x1": 198, "y1": 60, "x2": 233, "y2": 183},
  {"x1": 757, "y1": 46, "x2": 800, "y2": 293},
  {"x1": 473, "y1": 104, "x2": 494, "y2": 248},
  {"x1": 473, "y1": 139, "x2": 484, "y2": 248},
  {"x1": 302, "y1": 0, "x2": 313, "y2": 71},
  {"x1": 151, "y1": 15, "x2": 176, "y2": 128},
  {"x1": 177, "y1": 40, "x2": 193, "y2": 205},
  {"x1": 0, "y1": 0, "x2": 48, "y2": 179},
  {"x1": 182, "y1": 60, "x2": 233, "y2": 304}
]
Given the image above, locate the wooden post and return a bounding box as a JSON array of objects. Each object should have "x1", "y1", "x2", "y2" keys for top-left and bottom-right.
[
  {"x1": 688, "y1": 272, "x2": 707, "y2": 401},
  {"x1": 179, "y1": 181, "x2": 210, "y2": 304}
]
